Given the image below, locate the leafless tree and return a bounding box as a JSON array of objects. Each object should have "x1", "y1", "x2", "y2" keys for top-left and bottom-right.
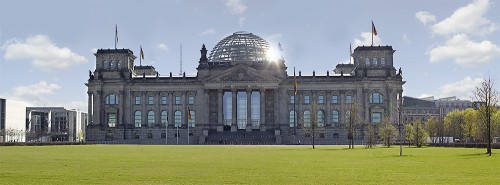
[
  {"x1": 472, "y1": 77, "x2": 499, "y2": 156},
  {"x1": 346, "y1": 102, "x2": 362, "y2": 149},
  {"x1": 365, "y1": 123, "x2": 377, "y2": 148},
  {"x1": 300, "y1": 101, "x2": 325, "y2": 149}
]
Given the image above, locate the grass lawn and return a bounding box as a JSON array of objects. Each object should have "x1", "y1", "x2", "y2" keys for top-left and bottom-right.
[{"x1": 0, "y1": 145, "x2": 499, "y2": 184}]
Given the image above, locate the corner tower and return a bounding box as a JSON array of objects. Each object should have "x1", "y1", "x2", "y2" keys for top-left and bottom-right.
[{"x1": 91, "y1": 49, "x2": 136, "y2": 80}]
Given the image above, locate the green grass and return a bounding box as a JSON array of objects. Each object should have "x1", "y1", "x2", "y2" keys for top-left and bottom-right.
[{"x1": 0, "y1": 145, "x2": 499, "y2": 184}]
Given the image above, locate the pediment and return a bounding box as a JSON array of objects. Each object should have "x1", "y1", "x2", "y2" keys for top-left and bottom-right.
[{"x1": 204, "y1": 64, "x2": 282, "y2": 83}]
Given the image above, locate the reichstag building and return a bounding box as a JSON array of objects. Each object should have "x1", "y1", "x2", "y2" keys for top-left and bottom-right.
[{"x1": 86, "y1": 31, "x2": 404, "y2": 144}]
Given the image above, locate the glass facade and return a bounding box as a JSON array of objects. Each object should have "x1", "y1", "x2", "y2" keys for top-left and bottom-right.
[
  {"x1": 161, "y1": 111, "x2": 168, "y2": 127},
  {"x1": 251, "y1": 91, "x2": 260, "y2": 128},
  {"x1": 289, "y1": 110, "x2": 296, "y2": 128},
  {"x1": 332, "y1": 110, "x2": 339, "y2": 126},
  {"x1": 303, "y1": 110, "x2": 311, "y2": 127},
  {"x1": 147, "y1": 111, "x2": 154, "y2": 127},
  {"x1": 237, "y1": 92, "x2": 247, "y2": 129},
  {"x1": 134, "y1": 111, "x2": 141, "y2": 127},
  {"x1": 174, "y1": 111, "x2": 181, "y2": 127},
  {"x1": 223, "y1": 91, "x2": 232, "y2": 126}
]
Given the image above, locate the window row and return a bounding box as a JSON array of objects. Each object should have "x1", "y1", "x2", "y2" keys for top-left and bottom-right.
[
  {"x1": 290, "y1": 93, "x2": 383, "y2": 104},
  {"x1": 288, "y1": 110, "x2": 383, "y2": 127},
  {"x1": 102, "y1": 60, "x2": 123, "y2": 70},
  {"x1": 106, "y1": 110, "x2": 195, "y2": 128},
  {"x1": 363, "y1": 57, "x2": 386, "y2": 66},
  {"x1": 104, "y1": 94, "x2": 194, "y2": 105}
]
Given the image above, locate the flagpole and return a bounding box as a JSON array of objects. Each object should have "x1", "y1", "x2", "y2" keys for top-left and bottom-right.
[
  {"x1": 371, "y1": 21, "x2": 373, "y2": 46},
  {"x1": 349, "y1": 43, "x2": 352, "y2": 64},
  {"x1": 165, "y1": 118, "x2": 168, "y2": 145},
  {"x1": 187, "y1": 108, "x2": 190, "y2": 145},
  {"x1": 140, "y1": 45, "x2": 142, "y2": 66},
  {"x1": 115, "y1": 24, "x2": 117, "y2": 49}
]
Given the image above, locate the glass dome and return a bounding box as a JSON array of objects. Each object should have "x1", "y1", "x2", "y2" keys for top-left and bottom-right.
[{"x1": 209, "y1": 31, "x2": 270, "y2": 62}]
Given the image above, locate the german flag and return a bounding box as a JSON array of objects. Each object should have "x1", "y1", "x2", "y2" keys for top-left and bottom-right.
[
  {"x1": 372, "y1": 21, "x2": 378, "y2": 36},
  {"x1": 140, "y1": 45, "x2": 145, "y2": 60}
]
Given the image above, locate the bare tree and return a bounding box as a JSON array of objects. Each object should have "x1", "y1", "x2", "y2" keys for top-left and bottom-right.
[
  {"x1": 346, "y1": 102, "x2": 362, "y2": 149},
  {"x1": 379, "y1": 117, "x2": 397, "y2": 147},
  {"x1": 365, "y1": 123, "x2": 377, "y2": 148},
  {"x1": 300, "y1": 101, "x2": 325, "y2": 149},
  {"x1": 472, "y1": 77, "x2": 499, "y2": 156}
]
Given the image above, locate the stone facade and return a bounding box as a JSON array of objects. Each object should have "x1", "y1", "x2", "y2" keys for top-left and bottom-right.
[{"x1": 86, "y1": 32, "x2": 405, "y2": 144}]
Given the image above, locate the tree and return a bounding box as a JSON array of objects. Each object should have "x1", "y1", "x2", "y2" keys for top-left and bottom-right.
[
  {"x1": 365, "y1": 123, "x2": 377, "y2": 148},
  {"x1": 379, "y1": 117, "x2": 397, "y2": 147},
  {"x1": 425, "y1": 116, "x2": 440, "y2": 143},
  {"x1": 444, "y1": 110, "x2": 465, "y2": 141},
  {"x1": 472, "y1": 77, "x2": 499, "y2": 156},
  {"x1": 346, "y1": 102, "x2": 362, "y2": 149},
  {"x1": 300, "y1": 101, "x2": 325, "y2": 149},
  {"x1": 411, "y1": 120, "x2": 428, "y2": 148},
  {"x1": 462, "y1": 108, "x2": 479, "y2": 143},
  {"x1": 404, "y1": 124, "x2": 413, "y2": 147}
]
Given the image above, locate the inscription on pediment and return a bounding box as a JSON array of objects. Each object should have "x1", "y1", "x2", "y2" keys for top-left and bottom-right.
[{"x1": 220, "y1": 68, "x2": 267, "y2": 81}]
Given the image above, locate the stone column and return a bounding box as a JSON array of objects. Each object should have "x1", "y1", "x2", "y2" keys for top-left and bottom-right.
[
  {"x1": 119, "y1": 90, "x2": 125, "y2": 126},
  {"x1": 168, "y1": 92, "x2": 174, "y2": 128},
  {"x1": 273, "y1": 88, "x2": 279, "y2": 129},
  {"x1": 217, "y1": 89, "x2": 223, "y2": 132},
  {"x1": 231, "y1": 89, "x2": 237, "y2": 132},
  {"x1": 363, "y1": 89, "x2": 369, "y2": 124},
  {"x1": 339, "y1": 91, "x2": 344, "y2": 126},
  {"x1": 182, "y1": 92, "x2": 187, "y2": 128},
  {"x1": 246, "y1": 89, "x2": 252, "y2": 132},
  {"x1": 260, "y1": 88, "x2": 266, "y2": 131},
  {"x1": 156, "y1": 91, "x2": 161, "y2": 127},
  {"x1": 141, "y1": 92, "x2": 146, "y2": 128},
  {"x1": 326, "y1": 91, "x2": 331, "y2": 127},
  {"x1": 87, "y1": 92, "x2": 93, "y2": 125},
  {"x1": 95, "y1": 90, "x2": 102, "y2": 128}
]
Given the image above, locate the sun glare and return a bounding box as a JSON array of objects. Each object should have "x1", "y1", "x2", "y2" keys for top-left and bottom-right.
[{"x1": 267, "y1": 47, "x2": 282, "y2": 62}]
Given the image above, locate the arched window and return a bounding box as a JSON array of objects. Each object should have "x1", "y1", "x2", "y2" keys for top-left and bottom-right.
[
  {"x1": 373, "y1": 58, "x2": 378, "y2": 65},
  {"x1": 303, "y1": 110, "x2": 311, "y2": 127},
  {"x1": 103, "y1": 60, "x2": 109, "y2": 69},
  {"x1": 365, "y1": 58, "x2": 370, "y2": 65},
  {"x1": 105, "y1": 94, "x2": 118, "y2": 105},
  {"x1": 110, "y1": 60, "x2": 115, "y2": 69},
  {"x1": 331, "y1": 110, "x2": 339, "y2": 126},
  {"x1": 161, "y1": 111, "x2": 168, "y2": 127},
  {"x1": 147, "y1": 111, "x2": 155, "y2": 127},
  {"x1": 117, "y1": 60, "x2": 122, "y2": 69},
  {"x1": 317, "y1": 110, "x2": 325, "y2": 127},
  {"x1": 345, "y1": 110, "x2": 351, "y2": 124},
  {"x1": 174, "y1": 111, "x2": 182, "y2": 127},
  {"x1": 188, "y1": 110, "x2": 195, "y2": 127},
  {"x1": 134, "y1": 111, "x2": 142, "y2": 127},
  {"x1": 369, "y1": 92, "x2": 383, "y2": 104},
  {"x1": 289, "y1": 110, "x2": 297, "y2": 128},
  {"x1": 381, "y1": 57, "x2": 386, "y2": 65}
]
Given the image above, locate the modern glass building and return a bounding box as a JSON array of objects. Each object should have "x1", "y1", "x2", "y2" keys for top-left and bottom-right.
[{"x1": 85, "y1": 31, "x2": 405, "y2": 144}]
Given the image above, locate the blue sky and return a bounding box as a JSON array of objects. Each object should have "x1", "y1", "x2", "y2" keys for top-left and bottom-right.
[{"x1": 1, "y1": 0, "x2": 499, "y2": 111}]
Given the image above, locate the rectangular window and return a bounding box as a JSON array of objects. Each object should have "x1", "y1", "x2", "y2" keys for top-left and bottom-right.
[
  {"x1": 332, "y1": 95, "x2": 338, "y2": 104},
  {"x1": 161, "y1": 133, "x2": 166, "y2": 138},
  {"x1": 148, "y1": 96, "x2": 154, "y2": 105},
  {"x1": 318, "y1": 95, "x2": 324, "y2": 104},
  {"x1": 346, "y1": 95, "x2": 352, "y2": 104},
  {"x1": 304, "y1": 95, "x2": 310, "y2": 104},
  {"x1": 147, "y1": 133, "x2": 153, "y2": 139},
  {"x1": 107, "y1": 113, "x2": 116, "y2": 127},
  {"x1": 188, "y1": 96, "x2": 194, "y2": 105},
  {"x1": 175, "y1": 96, "x2": 181, "y2": 105},
  {"x1": 161, "y1": 96, "x2": 168, "y2": 105},
  {"x1": 372, "y1": 112, "x2": 381, "y2": 124},
  {"x1": 135, "y1": 96, "x2": 141, "y2": 105},
  {"x1": 290, "y1": 95, "x2": 295, "y2": 104}
]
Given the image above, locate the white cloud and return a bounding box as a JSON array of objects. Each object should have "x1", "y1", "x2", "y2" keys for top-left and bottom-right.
[
  {"x1": 428, "y1": 34, "x2": 500, "y2": 66},
  {"x1": 353, "y1": 32, "x2": 382, "y2": 48},
  {"x1": 439, "y1": 77, "x2": 483, "y2": 99},
  {"x1": 3, "y1": 35, "x2": 87, "y2": 71},
  {"x1": 7, "y1": 81, "x2": 61, "y2": 106},
  {"x1": 431, "y1": 0, "x2": 498, "y2": 36},
  {"x1": 91, "y1": 48, "x2": 98, "y2": 54},
  {"x1": 419, "y1": 77, "x2": 483, "y2": 100},
  {"x1": 225, "y1": 0, "x2": 247, "y2": 15},
  {"x1": 157, "y1": 43, "x2": 168, "y2": 51},
  {"x1": 239, "y1": 17, "x2": 246, "y2": 27},
  {"x1": 59, "y1": 101, "x2": 87, "y2": 111},
  {"x1": 415, "y1": 11, "x2": 436, "y2": 25},
  {"x1": 199, "y1": 28, "x2": 216, "y2": 36}
]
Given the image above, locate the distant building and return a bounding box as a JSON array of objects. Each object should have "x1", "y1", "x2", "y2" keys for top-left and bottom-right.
[
  {"x1": 0, "y1": 98, "x2": 26, "y2": 142},
  {"x1": 402, "y1": 96, "x2": 473, "y2": 124},
  {"x1": 26, "y1": 107, "x2": 88, "y2": 142},
  {"x1": 86, "y1": 31, "x2": 404, "y2": 144}
]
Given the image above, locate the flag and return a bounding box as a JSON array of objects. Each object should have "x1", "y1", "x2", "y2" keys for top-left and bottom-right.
[
  {"x1": 140, "y1": 45, "x2": 145, "y2": 59},
  {"x1": 372, "y1": 21, "x2": 378, "y2": 36},
  {"x1": 188, "y1": 108, "x2": 192, "y2": 120},
  {"x1": 278, "y1": 42, "x2": 284, "y2": 51},
  {"x1": 115, "y1": 24, "x2": 118, "y2": 44}
]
